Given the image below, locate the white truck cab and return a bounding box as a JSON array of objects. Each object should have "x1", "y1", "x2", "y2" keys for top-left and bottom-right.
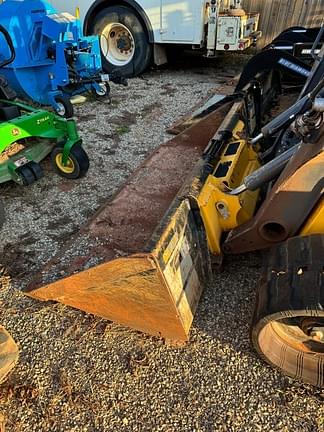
[{"x1": 49, "y1": 0, "x2": 261, "y2": 77}]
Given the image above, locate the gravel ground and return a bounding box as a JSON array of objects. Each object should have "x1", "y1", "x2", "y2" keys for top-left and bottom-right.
[{"x1": 0, "y1": 54, "x2": 324, "y2": 431}]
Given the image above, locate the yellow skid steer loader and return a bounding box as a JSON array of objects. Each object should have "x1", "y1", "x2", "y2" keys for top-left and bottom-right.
[{"x1": 25, "y1": 34, "x2": 324, "y2": 387}]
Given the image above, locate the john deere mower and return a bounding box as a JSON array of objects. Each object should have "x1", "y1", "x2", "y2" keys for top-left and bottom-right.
[
  {"x1": 20, "y1": 27, "x2": 324, "y2": 388},
  {"x1": 0, "y1": 24, "x2": 89, "y2": 227}
]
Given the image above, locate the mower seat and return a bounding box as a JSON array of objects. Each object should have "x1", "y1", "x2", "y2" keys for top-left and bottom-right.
[
  {"x1": 0, "y1": 76, "x2": 17, "y2": 101},
  {"x1": 0, "y1": 103, "x2": 20, "y2": 121}
]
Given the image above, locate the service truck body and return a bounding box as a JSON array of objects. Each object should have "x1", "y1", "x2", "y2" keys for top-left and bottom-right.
[{"x1": 48, "y1": 0, "x2": 260, "y2": 75}]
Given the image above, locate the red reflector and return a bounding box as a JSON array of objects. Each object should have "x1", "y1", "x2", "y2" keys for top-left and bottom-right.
[
  {"x1": 239, "y1": 42, "x2": 245, "y2": 49},
  {"x1": 224, "y1": 44, "x2": 229, "y2": 50}
]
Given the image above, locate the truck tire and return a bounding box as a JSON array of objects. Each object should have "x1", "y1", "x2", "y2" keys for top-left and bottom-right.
[
  {"x1": 92, "y1": 6, "x2": 152, "y2": 77},
  {"x1": 251, "y1": 235, "x2": 324, "y2": 387},
  {"x1": 0, "y1": 200, "x2": 5, "y2": 229}
]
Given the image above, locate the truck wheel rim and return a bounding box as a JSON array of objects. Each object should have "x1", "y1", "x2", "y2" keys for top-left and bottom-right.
[
  {"x1": 55, "y1": 154, "x2": 75, "y2": 174},
  {"x1": 101, "y1": 23, "x2": 135, "y2": 66}
]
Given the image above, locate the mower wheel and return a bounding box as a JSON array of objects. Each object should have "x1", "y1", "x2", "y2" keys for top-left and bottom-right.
[
  {"x1": 51, "y1": 145, "x2": 89, "y2": 179},
  {"x1": 27, "y1": 161, "x2": 44, "y2": 181},
  {"x1": 18, "y1": 165, "x2": 36, "y2": 186},
  {"x1": 54, "y1": 96, "x2": 74, "y2": 119},
  {"x1": 0, "y1": 200, "x2": 5, "y2": 229},
  {"x1": 92, "y1": 82, "x2": 111, "y2": 101}
]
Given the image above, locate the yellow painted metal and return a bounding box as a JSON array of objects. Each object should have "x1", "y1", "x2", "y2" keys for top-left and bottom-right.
[
  {"x1": 197, "y1": 120, "x2": 260, "y2": 255},
  {"x1": 55, "y1": 153, "x2": 75, "y2": 174},
  {"x1": 301, "y1": 198, "x2": 324, "y2": 235}
]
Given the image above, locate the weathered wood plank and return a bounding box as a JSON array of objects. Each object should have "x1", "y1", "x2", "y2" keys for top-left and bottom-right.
[{"x1": 242, "y1": 0, "x2": 324, "y2": 45}]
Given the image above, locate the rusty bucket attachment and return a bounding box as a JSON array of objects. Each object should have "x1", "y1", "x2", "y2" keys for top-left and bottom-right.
[{"x1": 25, "y1": 102, "x2": 232, "y2": 341}]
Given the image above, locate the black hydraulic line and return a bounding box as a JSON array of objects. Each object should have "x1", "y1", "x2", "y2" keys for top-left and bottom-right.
[
  {"x1": 229, "y1": 143, "x2": 300, "y2": 195},
  {"x1": 299, "y1": 33, "x2": 324, "y2": 96},
  {"x1": 203, "y1": 103, "x2": 241, "y2": 160},
  {"x1": 249, "y1": 38, "x2": 324, "y2": 147},
  {"x1": 250, "y1": 95, "x2": 311, "y2": 144},
  {"x1": 0, "y1": 24, "x2": 15, "y2": 68},
  {"x1": 311, "y1": 26, "x2": 324, "y2": 61}
]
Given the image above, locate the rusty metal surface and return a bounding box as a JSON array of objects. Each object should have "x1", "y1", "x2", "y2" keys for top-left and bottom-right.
[
  {"x1": 27, "y1": 254, "x2": 191, "y2": 341},
  {"x1": 26, "y1": 200, "x2": 210, "y2": 341},
  {"x1": 27, "y1": 103, "x2": 231, "y2": 290},
  {"x1": 25, "y1": 103, "x2": 231, "y2": 340},
  {"x1": 224, "y1": 127, "x2": 324, "y2": 254}
]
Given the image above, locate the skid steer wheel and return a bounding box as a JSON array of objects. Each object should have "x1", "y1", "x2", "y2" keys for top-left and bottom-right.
[
  {"x1": 54, "y1": 96, "x2": 74, "y2": 119},
  {"x1": 51, "y1": 145, "x2": 89, "y2": 179},
  {"x1": 0, "y1": 199, "x2": 5, "y2": 229},
  {"x1": 92, "y1": 6, "x2": 152, "y2": 77},
  {"x1": 252, "y1": 235, "x2": 324, "y2": 387}
]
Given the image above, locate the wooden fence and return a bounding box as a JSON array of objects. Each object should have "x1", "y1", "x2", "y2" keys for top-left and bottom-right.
[{"x1": 242, "y1": 0, "x2": 324, "y2": 45}]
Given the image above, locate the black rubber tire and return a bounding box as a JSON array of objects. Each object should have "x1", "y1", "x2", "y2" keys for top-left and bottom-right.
[
  {"x1": 18, "y1": 165, "x2": 36, "y2": 186},
  {"x1": 92, "y1": 82, "x2": 111, "y2": 100},
  {"x1": 51, "y1": 145, "x2": 89, "y2": 179},
  {"x1": 27, "y1": 161, "x2": 43, "y2": 180},
  {"x1": 91, "y1": 6, "x2": 152, "y2": 77},
  {"x1": 0, "y1": 199, "x2": 5, "y2": 230},
  {"x1": 251, "y1": 235, "x2": 324, "y2": 387},
  {"x1": 54, "y1": 95, "x2": 74, "y2": 119}
]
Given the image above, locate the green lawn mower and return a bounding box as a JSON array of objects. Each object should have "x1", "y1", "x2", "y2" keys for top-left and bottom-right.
[{"x1": 0, "y1": 24, "x2": 89, "y2": 229}]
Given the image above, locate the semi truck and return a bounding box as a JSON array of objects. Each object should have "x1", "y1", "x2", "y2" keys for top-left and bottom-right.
[{"x1": 49, "y1": 0, "x2": 261, "y2": 76}]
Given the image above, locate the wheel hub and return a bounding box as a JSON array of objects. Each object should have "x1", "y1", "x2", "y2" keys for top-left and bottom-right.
[
  {"x1": 301, "y1": 318, "x2": 324, "y2": 343},
  {"x1": 55, "y1": 153, "x2": 75, "y2": 174},
  {"x1": 116, "y1": 34, "x2": 132, "y2": 52},
  {"x1": 102, "y1": 22, "x2": 135, "y2": 66}
]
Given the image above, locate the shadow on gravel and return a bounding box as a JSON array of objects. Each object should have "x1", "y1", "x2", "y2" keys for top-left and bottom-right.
[
  {"x1": 193, "y1": 251, "x2": 324, "y2": 399},
  {"x1": 195, "y1": 251, "x2": 261, "y2": 353},
  {"x1": 150, "y1": 50, "x2": 254, "y2": 79}
]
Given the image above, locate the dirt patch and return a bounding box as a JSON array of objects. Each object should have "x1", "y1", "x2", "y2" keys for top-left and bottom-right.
[
  {"x1": 108, "y1": 110, "x2": 137, "y2": 127},
  {"x1": 160, "y1": 83, "x2": 176, "y2": 96},
  {"x1": 75, "y1": 113, "x2": 97, "y2": 122},
  {"x1": 141, "y1": 102, "x2": 163, "y2": 118}
]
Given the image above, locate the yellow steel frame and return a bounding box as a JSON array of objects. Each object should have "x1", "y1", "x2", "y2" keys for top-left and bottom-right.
[
  {"x1": 197, "y1": 120, "x2": 260, "y2": 255},
  {"x1": 301, "y1": 199, "x2": 324, "y2": 235}
]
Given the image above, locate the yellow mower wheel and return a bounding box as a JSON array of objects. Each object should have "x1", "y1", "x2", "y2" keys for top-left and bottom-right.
[
  {"x1": 55, "y1": 153, "x2": 75, "y2": 175},
  {"x1": 51, "y1": 145, "x2": 89, "y2": 179}
]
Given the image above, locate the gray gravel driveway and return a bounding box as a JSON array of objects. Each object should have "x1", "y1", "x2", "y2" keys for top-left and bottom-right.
[{"x1": 0, "y1": 54, "x2": 323, "y2": 431}]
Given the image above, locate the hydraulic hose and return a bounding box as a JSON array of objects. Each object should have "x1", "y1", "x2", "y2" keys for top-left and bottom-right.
[
  {"x1": 229, "y1": 143, "x2": 300, "y2": 195},
  {"x1": 0, "y1": 24, "x2": 15, "y2": 68}
]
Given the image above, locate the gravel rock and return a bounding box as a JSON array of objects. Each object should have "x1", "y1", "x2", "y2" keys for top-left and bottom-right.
[{"x1": 1, "y1": 54, "x2": 324, "y2": 431}]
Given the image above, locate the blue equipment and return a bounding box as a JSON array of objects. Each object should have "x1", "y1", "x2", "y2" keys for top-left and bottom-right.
[{"x1": 0, "y1": 0, "x2": 110, "y2": 117}]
